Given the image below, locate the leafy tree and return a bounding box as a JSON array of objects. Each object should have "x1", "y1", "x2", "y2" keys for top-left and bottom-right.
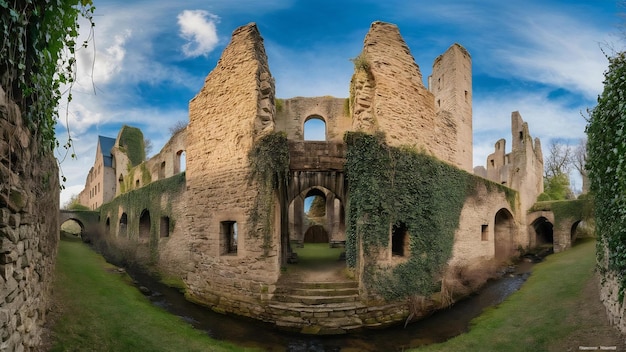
[
  {"x1": 541, "y1": 140, "x2": 574, "y2": 200},
  {"x1": 64, "y1": 194, "x2": 89, "y2": 211},
  {"x1": 586, "y1": 51, "x2": 626, "y2": 298}
]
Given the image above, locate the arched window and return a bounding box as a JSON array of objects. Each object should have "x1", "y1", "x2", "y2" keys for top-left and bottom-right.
[
  {"x1": 160, "y1": 216, "x2": 170, "y2": 238},
  {"x1": 139, "y1": 209, "x2": 150, "y2": 239},
  {"x1": 159, "y1": 161, "x2": 166, "y2": 179},
  {"x1": 304, "y1": 116, "x2": 326, "y2": 141},
  {"x1": 119, "y1": 213, "x2": 128, "y2": 238},
  {"x1": 174, "y1": 150, "x2": 186, "y2": 174}
]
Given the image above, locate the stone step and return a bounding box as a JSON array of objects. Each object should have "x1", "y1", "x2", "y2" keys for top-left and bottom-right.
[
  {"x1": 281, "y1": 281, "x2": 358, "y2": 290},
  {"x1": 273, "y1": 294, "x2": 358, "y2": 305},
  {"x1": 269, "y1": 301, "x2": 366, "y2": 313},
  {"x1": 274, "y1": 287, "x2": 359, "y2": 297}
]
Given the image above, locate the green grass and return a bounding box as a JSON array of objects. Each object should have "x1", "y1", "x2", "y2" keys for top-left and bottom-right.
[
  {"x1": 50, "y1": 240, "x2": 259, "y2": 352},
  {"x1": 292, "y1": 243, "x2": 344, "y2": 265},
  {"x1": 413, "y1": 239, "x2": 598, "y2": 352}
]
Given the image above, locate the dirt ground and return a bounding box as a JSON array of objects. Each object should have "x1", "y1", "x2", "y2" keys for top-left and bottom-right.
[{"x1": 549, "y1": 273, "x2": 625, "y2": 352}]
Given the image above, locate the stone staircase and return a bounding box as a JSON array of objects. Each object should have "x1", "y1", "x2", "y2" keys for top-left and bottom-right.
[{"x1": 268, "y1": 280, "x2": 367, "y2": 334}]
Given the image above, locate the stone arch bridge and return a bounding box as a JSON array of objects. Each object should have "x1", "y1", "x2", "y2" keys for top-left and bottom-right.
[{"x1": 59, "y1": 210, "x2": 100, "y2": 240}]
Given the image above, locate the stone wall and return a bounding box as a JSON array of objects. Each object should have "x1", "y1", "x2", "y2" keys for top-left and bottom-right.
[
  {"x1": 351, "y1": 22, "x2": 471, "y2": 171},
  {"x1": 185, "y1": 23, "x2": 282, "y2": 310},
  {"x1": 599, "y1": 270, "x2": 626, "y2": 335},
  {"x1": 0, "y1": 86, "x2": 59, "y2": 350},
  {"x1": 275, "y1": 96, "x2": 351, "y2": 142}
]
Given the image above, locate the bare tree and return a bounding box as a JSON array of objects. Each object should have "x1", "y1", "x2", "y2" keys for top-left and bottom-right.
[
  {"x1": 169, "y1": 120, "x2": 188, "y2": 136},
  {"x1": 544, "y1": 140, "x2": 573, "y2": 178},
  {"x1": 573, "y1": 138, "x2": 588, "y2": 193}
]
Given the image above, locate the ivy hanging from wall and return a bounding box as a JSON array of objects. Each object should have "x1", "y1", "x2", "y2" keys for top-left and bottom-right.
[
  {"x1": 248, "y1": 132, "x2": 290, "y2": 255},
  {"x1": 0, "y1": 0, "x2": 95, "y2": 153}
]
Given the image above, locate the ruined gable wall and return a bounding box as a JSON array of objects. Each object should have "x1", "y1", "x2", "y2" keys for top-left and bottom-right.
[
  {"x1": 0, "y1": 86, "x2": 59, "y2": 351},
  {"x1": 509, "y1": 112, "x2": 544, "y2": 216},
  {"x1": 429, "y1": 44, "x2": 473, "y2": 172},
  {"x1": 275, "y1": 97, "x2": 350, "y2": 142},
  {"x1": 185, "y1": 23, "x2": 281, "y2": 311},
  {"x1": 351, "y1": 22, "x2": 468, "y2": 169}
]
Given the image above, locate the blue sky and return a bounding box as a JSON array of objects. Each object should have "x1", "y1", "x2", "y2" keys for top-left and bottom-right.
[{"x1": 57, "y1": 0, "x2": 621, "y2": 206}]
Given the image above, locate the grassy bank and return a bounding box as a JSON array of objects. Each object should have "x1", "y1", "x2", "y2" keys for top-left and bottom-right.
[
  {"x1": 414, "y1": 239, "x2": 623, "y2": 352},
  {"x1": 49, "y1": 239, "x2": 258, "y2": 352}
]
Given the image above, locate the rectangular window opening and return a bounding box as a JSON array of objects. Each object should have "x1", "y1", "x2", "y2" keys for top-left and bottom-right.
[
  {"x1": 221, "y1": 221, "x2": 238, "y2": 255},
  {"x1": 481, "y1": 224, "x2": 488, "y2": 241}
]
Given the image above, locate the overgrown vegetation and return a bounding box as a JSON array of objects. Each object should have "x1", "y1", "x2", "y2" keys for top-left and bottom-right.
[
  {"x1": 98, "y1": 173, "x2": 185, "y2": 266},
  {"x1": 118, "y1": 125, "x2": 146, "y2": 167},
  {"x1": 248, "y1": 132, "x2": 290, "y2": 255},
  {"x1": 344, "y1": 132, "x2": 508, "y2": 300},
  {"x1": 50, "y1": 240, "x2": 254, "y2": 352},
  {"x1": 0, "y1": 0, "x2": 95, "y2": 153},
  {"x1": 586, "y1": 51, "x2": 626, "y2": 299},
  {"x1": 274, "y1": 98, "x2": 284, "y2": 113}
]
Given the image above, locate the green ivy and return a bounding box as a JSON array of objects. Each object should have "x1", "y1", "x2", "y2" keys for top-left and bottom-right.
[
  {"x1": 344, "y1": 132, "x2": 483, "y2": 300},
  {"x1": 99, "y1": 173, "x2": 185, "y2": 263},
  {"x1": 118, "y1": 125, "x2": 146, "y2": 167},
  {"x1": 0, "y1": 0, "x2": 95, "y2": 152},
  {"x1": 587, "y1": 51, "x2": 626, "y2": 299},
  {"x1": 248, "y1": 132, "x2": 290, "y2": 255}
]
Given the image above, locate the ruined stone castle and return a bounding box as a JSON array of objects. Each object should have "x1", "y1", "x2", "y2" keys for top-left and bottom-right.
[{"x1": 72, "y1": 21, "x2": 587, "y2": 334}]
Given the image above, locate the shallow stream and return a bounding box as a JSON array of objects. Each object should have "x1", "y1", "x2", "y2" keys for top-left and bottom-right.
[{"x1": 129, "y1": 261, "x2": 534, "y2": 352}]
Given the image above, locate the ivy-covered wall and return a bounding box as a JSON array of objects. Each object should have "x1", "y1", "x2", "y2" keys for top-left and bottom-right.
[
  {"x1": 344, "y1": 132, "x2": 517, "y2": 301},
  {"x1": 587, "y1": 51, "x2": 626, "y2": 333},
  {"x1": 97, "y1": 173, "x2": 186, "y2": 270}
]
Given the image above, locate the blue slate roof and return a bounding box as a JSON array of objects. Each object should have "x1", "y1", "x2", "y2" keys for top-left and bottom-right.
[{"x1": 98, "y1": 136, "x2": 116, "y2": 168}]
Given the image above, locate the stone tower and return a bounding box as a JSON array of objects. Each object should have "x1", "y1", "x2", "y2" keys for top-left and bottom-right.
[
  {"x1": 429, "y1": 43, "x2": 473, "y2": 172},
  {"x1": 185, "y1": 23, "x2": 280, "y2": 304},
  {"x1": 350, "y1": 22, "x2": 473, "y2": 171}
]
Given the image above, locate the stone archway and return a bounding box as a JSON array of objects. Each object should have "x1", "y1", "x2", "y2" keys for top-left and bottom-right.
[
  {"x1": 494, "y1": 208, "x2": 515, "y2": 261},
  {"x1": 60, "y1": 218, "x2": 84, "y2": 239},
  {"x1": 532, "y1": 216, "x2": 554, "y2": 246}
]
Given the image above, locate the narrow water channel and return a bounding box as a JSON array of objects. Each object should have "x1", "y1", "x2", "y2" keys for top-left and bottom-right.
[{"x1": 129, "y1": 262, "x2": 534, "y2": 352}]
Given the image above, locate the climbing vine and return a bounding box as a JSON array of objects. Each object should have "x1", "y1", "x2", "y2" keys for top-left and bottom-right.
[
  {"x1": 0, "y1": 0, "x2": 95, "y2": 152},
  {"x1": 587, "y1": 51, "x2": 626, "y2": 300},
  {"x1": 248, "y1": 132, "x2": 290, "y2": 255},
  {"x1": 345, "y1": 132, "x2": 499, "y2": 300}
]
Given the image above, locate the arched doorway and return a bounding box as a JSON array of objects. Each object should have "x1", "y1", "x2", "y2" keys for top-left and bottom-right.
[
  {"x1": 494, "y1": 208, "x2": 515, "y2": 261},
  {"x1": 61, "y1": 219, "x2": 84, "y2": 239},
  {"x1": 285, "y1": 186, "x2": 347, "y2": 281},
  {"x1": 532, "y1": 217, "x2": 554, "y2": 246},
  {"x1": 570, "y1": 220, "x2": 582, "y2": 244},
  {"x1": 119, "y1": 213, "x2": 128, "y2": 238},
  {"x1": 139, "y1": 209, "x2": 150, "y2": 239}
]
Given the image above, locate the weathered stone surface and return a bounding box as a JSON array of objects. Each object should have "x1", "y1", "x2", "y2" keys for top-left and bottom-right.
[{"x1": 0, "y1": 84, "x2": 59, "y2": 351}]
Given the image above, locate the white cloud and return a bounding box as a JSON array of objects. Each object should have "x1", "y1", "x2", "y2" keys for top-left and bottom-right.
[
  {"x1": 177, "y1": 10, "x2": 220, "y2": 58},
  {"x1": 493, "y1": 13, "x2": 610, "y2": 100}
]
